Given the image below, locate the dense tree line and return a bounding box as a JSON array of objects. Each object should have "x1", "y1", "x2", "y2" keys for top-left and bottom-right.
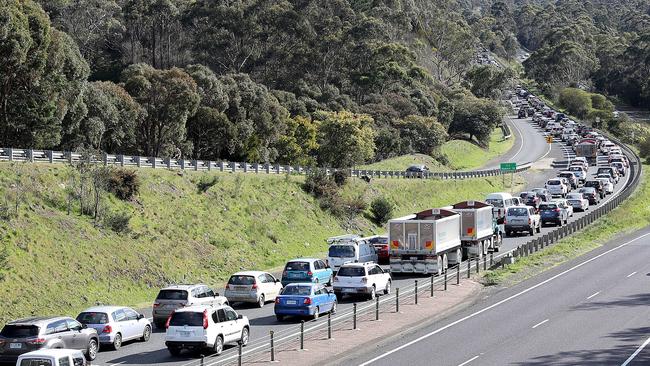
[{"x1": 1, "y1": 0, "x2": 513, "y2": 168}]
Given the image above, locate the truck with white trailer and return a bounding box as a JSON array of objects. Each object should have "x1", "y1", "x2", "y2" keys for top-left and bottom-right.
[
  {"x1": 388, "y1": 208, "x2": 461, "y2": 275},
  {"x1": 451, "y1": 200, "x2": 503, "y2": 259}
]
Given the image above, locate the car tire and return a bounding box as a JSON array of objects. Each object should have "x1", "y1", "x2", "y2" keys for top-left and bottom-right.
[
  {"x1": 85, "y1": 339, "x2": 99, "y2": 361},
  {"x1": 369, "y1": 286, "x2": 376, "y2": 300},
  {"x1": 112, "y1": 333, "x2": 122, "y2": 350},
  {"x1": 331, "y1": 301, "x2": 337, "y2": 314},
  {"x1": 327, "y1": 275, "x2": 333, "y2": 286},
  {"x1": 384, "y1": 281, "x2": 391, "y2": 295},
  {"x1": 140, "y1": 325, "x2": 151, "y2": 342},
  {"x1": 536, "y1": 223, "x2": 541, "y2": 233},
  {"x1": 241, "y1": 327, "x2": 249, "y2": 347},
  {"x1": 529, "y1": 227, "x2": 534, "y2": 236},
  {"x1": 276, "y1": 315, "x2": 284, "y2": 322},
  {"x1": 213, "y1": 335, "x2": 224, "y2": 355},
  {"x1": 313, "y1": 306, "x2": 320, "y2": 320},
  {"x1": 257, "y1": 294, "x2": 265, "y2": 308},
  {"x1": 168, "y1": 347, "x2": 182, "y2": 357}
]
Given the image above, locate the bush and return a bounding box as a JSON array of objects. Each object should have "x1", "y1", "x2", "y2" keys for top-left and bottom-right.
[
  {"x1": 332, "y1": 170, "x2": 348, "y2": 187},
  {"x1": 104, "y1": 211, "x2": 131, "y2": 234},
  {"x1": 640, "y1": 137, "x2": 650, "y2": 163},
  {"x1": 371, "y1": 197, "x2": 394, "y2": 225},
  {"x1": 303, "y1": 169, "x2": 338, "y2": 198},
  {"x1": 108, "y1": 169, "x2": 140, "y2": 200},
  {"x1": 197, "y1": 175, "x2": 219, "y2": 193}
]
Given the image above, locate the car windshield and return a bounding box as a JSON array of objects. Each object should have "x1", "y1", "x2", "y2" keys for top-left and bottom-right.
[
  {"x1": 566, "y1": 194, "x2": 581, "y2": 200},
  {"x1": 228, "y1": 276, "x2": 255, "y2": 285},
  {"x1": 507, "y1": 208, "x2": 528, "y2": 216},
  {"x1": 368, "y1": 237, "x2": 388, "y2": 244},
  {"x1": 169, "y1": 312, "x2": 204, "y2": 327},
  {"x1": 337, "y1": 267, "x2": 365, "y2": 277},
  {"x1": 20, "y1": 360, "x2": 53, "y2": 366},
  {"x1": 486, "y1": 199, "x2": 503, "y2": 207},
  {"x1": 285, "y1": 262, "x2": 310, "y2": 272},
  {"x1": 156, "y1": 290, "x2": 188, "y2": 301},
  {"x1": 0, "y1": 325, "x2": 39, "y2": 337},
  {"x1": 547, "y1": 180, "x2": 560, "y2": 185},
  {"x1": 585, "y1": 181, "x2": 599, "y2": 187},
  {"x1": 539, "y1": 204, "x2": 557, "y2": 210},
  {"x1": 328, "y1": 245, "x2": 355, "y2": 258},
  {"x1": 77, "y1": 312, "x2": 109, "y2": 324},
  {"x1": 282, "y1": 285, "x2": 312, "y2": 296}
]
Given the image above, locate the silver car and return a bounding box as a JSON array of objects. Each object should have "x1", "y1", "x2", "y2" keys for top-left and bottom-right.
[
  {"x1": 224, "y1": 271, "x2": 283, "y2": 307},
  {"x1": 152, "y1": 284, "x2": 228, "y2": 328},
  {"x1": 76, "y1": 306, "x2": 152, "y2": 350}
]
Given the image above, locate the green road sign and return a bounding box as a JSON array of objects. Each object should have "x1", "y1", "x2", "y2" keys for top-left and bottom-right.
[{"x1": 500, "y1": 162, "x2": 517, "y2": 171}]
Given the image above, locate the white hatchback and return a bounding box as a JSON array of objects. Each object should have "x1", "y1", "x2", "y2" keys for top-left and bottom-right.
[
  {"x1": 545, "y1": 178, "x2": 569, "y2": 197},
  {"x1": 333, "y1": 262, "x2": 391, "y2": 300},
  {"x1": 165, "y1": 305, "x2": 249, "y2": 357}
]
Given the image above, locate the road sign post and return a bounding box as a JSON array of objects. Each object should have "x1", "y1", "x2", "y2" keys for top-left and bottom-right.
[
  {"x1": 545, "y1": 135, "x2": 553, "y2": 144},
  {"x1": 500, "y1": 163, "x2": 516, "y2": 191}
]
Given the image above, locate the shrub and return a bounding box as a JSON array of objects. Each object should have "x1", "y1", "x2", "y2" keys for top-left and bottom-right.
[
  {"x1": 332, "y1": 170, "x2": 348, "y2": 187},
  {"x1": 197, "y1": 175, "x2": 219, "y2": 193},
  {"x1": 303, "y1": 169, "x2": 338, "y2": 198},
  {"x1": 371, "y1": 197, "x2": 394, "y2": 225},
  {"x1": 108, "y1": 169, "x2": 140, "y2": 200},
  {"x1": 104, "y1": 211, "x2": 131, "y2": 234}
]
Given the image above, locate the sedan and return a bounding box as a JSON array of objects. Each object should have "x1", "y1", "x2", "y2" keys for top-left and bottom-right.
[
  {"x1": 596, "y1": 177, "x2": 614, "y2": 195},
  {"x1": 274, "y1": 283, "x2": 337, "y2": 321},
  {"x1": 566, "y1": 193, "x2": 589, "y2": 212},
  {"x1": 76, "y1": 306, "x2": 151, "y2": 350},
  {"x1": 224, "y1": 271, "x2": 283, "y2": 307},
  {"x1": 578, "y1": 187, "x2": 600, "y2": 205}
]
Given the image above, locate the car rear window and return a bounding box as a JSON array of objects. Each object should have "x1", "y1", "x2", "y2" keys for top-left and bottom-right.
[
  {"x1": 485, "y1": 199, "x2": 503, "y2": 207},
  {"x1": 76, "y1": 312, "x2": 108, "y2": 324},
  {"x1": 228, "y1": 276, "x2": 255, "y2": 285},
  {"x1": 285, "y1": 262, "x2": 310, "y2": 271},
  {"x1": 169, "y1": 312, "x2": 204, "y2": 327},
  {"x1": 547, "y1": 180, "x2": 560, "y2": 185},
  {"x1": 282, "y1": 285, "x2": 312, "y2": 296},
  {"x1": 337, "y1": 267, "x2": 365, "y2": 277},
  {"x1": 20, "y1": 360, "x2": 53, "y2": 366},
  {"x1": 1, "y1": 325, "x2": 40, "y2": 337},
  {"x1": 507, "y1": 208, "x2": 528, "y2": 216},
  {"x1": 328, "y1": 245, "x2": 355, "y2": 258},
  {"x1": 539, "y1": 204, "x2": 557, "y2": 210},
  {"x1": 156, "y1": 290, "x2": 188, "y2": 301}
]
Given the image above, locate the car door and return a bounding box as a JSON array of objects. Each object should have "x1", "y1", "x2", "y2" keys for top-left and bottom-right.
[
  {"x1": 112, "y1": 309, "x2": 130, "y2": 341},
  {"x1": 372, "y1": 265, "x2": 387, "y2": 290},
  {"x1": 265, "y1": 273, "x2": 282, "y2": 299},
  {"x1": 223, "y1": 308, "x2": 241, "y2": 343},
  {"x1": 48, "y1": 319, "x2": 74, "y2": 349},
  {"x1": 316, "y1": 286, "x2": 333, "y2": 311},
  {"x1": 319, "y1": 260, "x2": 332, "y2": 283},
  {"x1": 123, "y1": 308, "x2": 141, "y2": 340},
  {"x1": 66, "y1": 319, "x2": 88, "y2": 350}
]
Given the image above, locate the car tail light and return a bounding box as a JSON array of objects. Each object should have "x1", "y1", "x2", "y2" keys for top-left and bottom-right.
[
  {"x1": 101, "y1": 325, "x2": 112, "y2": 334},
  {"x1": 303, "y1": 298, "x2": 312, "y2": 305},
  {"x1": 203, "y1": 310, "x2": 209, "y2": 329},
  {"x1": 528, "y1": 218, "x2": 532, "y2": 225},
  {"x1": 165, "y1": 312, "x2": 174, "y2": 329},
  {"x1": 325, "y1": 259, "x2": 329, "y2": 267},
  {"x1": 27, "y1": 338, "x2": 46, "y2": 345},
  {"x1": 153, "y1": 302, "x2": 160, "y2": 308},
  {"x1": 275, "y1": 298, "x2": 280, "y2": 304},
  {"x1": 251, "y1": 283, "x2": 258, "y2": 290},
  {"x1": 555, "y1": 208, "x2": 561, "y2": 213},
  {"x1": 307, "y1": 271, "x2": 313, "y2": 276}
]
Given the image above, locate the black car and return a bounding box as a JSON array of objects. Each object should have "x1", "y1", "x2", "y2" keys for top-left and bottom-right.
[
  {"x1": 579, "y1": 188, "x2": 600, "y2": 205},
  {"x1": 584, "y1": 180, "x2": 605, "y2": 199},
  {"x1": 518, "y1": 108, "x2": 527, "y2": 118}
]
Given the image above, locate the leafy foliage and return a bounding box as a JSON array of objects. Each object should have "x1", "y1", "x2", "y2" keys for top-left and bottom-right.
[
  {"x1": 108, "y1": 169, "x2": 141, "y2": 201},
  {"x1": 370, "y1": 197, "x2": 394, "y2": 225}
]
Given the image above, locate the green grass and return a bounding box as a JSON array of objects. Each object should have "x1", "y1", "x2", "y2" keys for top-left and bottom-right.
[
  {"x1": 482, "y1": 164, "x2": 649, "y2": 286},
  {"x1": 441, "y1": 129, "x2": 514, "y2": 170},
  {"x1": 361, "y1": 128, "x2": 514, "y2": 172},
  {"x1": 0, "y1": 162, "x2": 526, "y2": 324}
]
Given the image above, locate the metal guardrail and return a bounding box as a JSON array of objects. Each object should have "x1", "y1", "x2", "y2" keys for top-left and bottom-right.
[{"x1": 0, "y1": 147, "x2": 532, "y2": 180}]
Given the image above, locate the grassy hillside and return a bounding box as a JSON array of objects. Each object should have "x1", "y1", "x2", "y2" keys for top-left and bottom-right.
[
  {"x1": 359, "y1": 154, "x2": 445, "y2": 171},
  {"x1": 0, "y1": 163, "x2": 525, "y2": 324}
]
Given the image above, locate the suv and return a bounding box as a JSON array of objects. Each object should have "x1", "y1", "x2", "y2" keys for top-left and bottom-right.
[
  {"x1": 17, "y1": 349, "x2": 87, "y2": 366},
  {"x1": 152, "y1": 284, "x2": 228, "y2": 329},
  {"x1": 539, "y1": 202, "x2": 568, "y2": 227},
  {"x1": 505, "y1": 206, "x2": 540, "y2": 236},
  {"x1": 578, "y1": 187, "x2": 600, "y2": 205},
  {"x1": 165, "y1": 305, "x2": 249, "y2": 357},
  {"x1": 333, "y1": 262, "x2": 391, "y2": 300},
  {"x1": 545, "y1": 178, "x2": 569, "y2": 198},
  {"x1": 224, "y1": 271, "x2": 283, "y2": 308},
  {"x1": 557, "y1": 171, "x2": 578, "y2": 189},
  {"x1": 0, "y1": 317, "x2": 99, "y2": 364},
  {"x1": 327, "y1": 239, "x2": 378, "y2": 273},
  {"x1": 584, "y1": 181, "x2": 605, "y2": 199}
]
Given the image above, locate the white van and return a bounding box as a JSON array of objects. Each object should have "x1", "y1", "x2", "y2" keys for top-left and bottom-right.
[
  {"x1": 485, "y1": 192, "x2": 520, "y2": 219},
  {"x1": 17, "y1": 349, "x2": 87, "y2": 366},
  {"x1": 326, "y1": 236, "x2": 378, "y2": 272}
]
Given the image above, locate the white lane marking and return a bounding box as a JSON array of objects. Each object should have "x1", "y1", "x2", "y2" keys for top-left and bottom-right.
[
  {"x1": 508, "y1": 116, "x2": 525, "y2": 161},
  {"x1": 538, "y1": 138, "x2": 553, "y2": 160},
  {"x1": 586, "y1": 291, "x2": 600, "y2": 300},
  {"x1": 458, "y1": 355, "x2": 480, "y2": 366},
  {"x1": 621, "y1": 335, "x2": 650, "y2": 366},
  {"x1": 532, "y1": 319, "x2": 549, "y2": 329},
  {"x1": 626, "y1": 271, "x2": 637, "y2": 278},
  {"x1": 358, "y1": 231, "x2": 650, "y2": 366},
  {"x1": 108, "y1": 362, "x2": 125, "y2": 366}
]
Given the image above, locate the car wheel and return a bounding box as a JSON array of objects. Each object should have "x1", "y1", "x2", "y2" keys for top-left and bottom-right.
[
  {"x1": 112, "y1": 333, "x2": 122, "y2": 350},
  {"x1": 327, "y1": 275, "x2": 333, "y2": 286},
  {"x1": 240, "y1": 327, "x2": 250, "y2": 347},
  {"x1": 213, "y1": 335, "x2": 224, "y2": 355},
  {"x1": 313, "y1": 306, "x2": 320, "y2": 320},
  {"x1": 257, "y1": 294, "x2": 265, "y2": 308},
  {"x1": 168, "y1": 347, "x2": 182, "y2": 357},
  {"x1": 331, "y1": 301, "x2": 337, "y2": 314},
  {"x1": 536, "y1": 223, "x2": 541, "y2": 233},
  {"x1": 369, "y1": 285, "x2": 376, "y2": 300},
  {"x1": 384, "y1": 281, "x2": 391, "y2": 295},
  {"x1": 85, "y1": 339, "x2": 98, "y2": 361},
  {"x1": 140, "y1": 325, "x2": 151, "y2": 342},
  {"x1": 276, "y1": 315, "x2": 284, "y2": 322}
]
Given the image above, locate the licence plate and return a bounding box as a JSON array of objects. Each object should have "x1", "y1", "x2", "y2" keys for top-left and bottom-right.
[
  {"x1": 343, "y1": 288, "x2": 355, "y2": 293},
  {"x1": 179, "y1": 331, "x2": 191, "y2": 337},
  {"x1": 10, "y1": 343, "x2": 21, "y2": 349},
  {"x1": 410, "y1": 257, "x2": 418, "y2": 261},
  {"x1": 286, "y1": 300, "x2": 297, "y2": 305}
]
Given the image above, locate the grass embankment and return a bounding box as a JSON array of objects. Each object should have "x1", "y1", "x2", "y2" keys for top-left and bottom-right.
[
  {"x1": 362, "y1": 128, "x2": 513, "y2": 171},
  {"x1": 482, "y1": 163, "x2": 649, "y2": 286},
  {"x1": 0, "y1": 163, "x2": 526, "y2": 324}
]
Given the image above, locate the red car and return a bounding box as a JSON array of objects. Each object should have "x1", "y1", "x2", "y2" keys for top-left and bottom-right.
[{"x1": 369, "y1": 236, "x2": 389, "y2": 263}]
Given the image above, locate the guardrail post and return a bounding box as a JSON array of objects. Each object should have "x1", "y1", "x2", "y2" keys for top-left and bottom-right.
[
  {"x1": 328, "y1": 312, "x2": 332, "y2": 338},
  {"x1": 456, "y1": 264, "x2": 460, "y2": 284},
  {"x1": 476, "y1": 258, "x2": 480, "y2": 273},
  {"x1": 439, "y1": 273, "x2": 444, "y2": 293},
  {"x1": 396, "y1": 288, "x2": 400, "y2": 312},
  {"x1": 415, "y1": 280, "x2": 418, "y2": 305},
  {"x1": 270, "y1": 330, "x2": 275, "y2": 361},
  {"x1": 200, "y1": 355, "x2": 204, "y2": 366},
  {"x1": 180, "y1": 159, "x2": 186, "y2": 170},
  {"x1": 484, "y1": 256, "x2": 487, "y2": 270},
  {"x1": 7, "y1": 148, "x2": 13, "y2": 162},
  {"x1": 300, "y1": 320, "x2": 305, "y2": 349},
  {"x1": 490, "y1": 253, "x2": 494, "y2": 266},
  {"x1": 375, "y1": 296, "x2": 379, "y2": 321},
  {"x1": 47, "y1": 150, "x2": 53, "y2": 163},
  {"x1": 27, "y1": 149, "x2": 33, "y2": 162},
  {"x1": 276, "y1": 164, "x2": 281, "y2": 174}
]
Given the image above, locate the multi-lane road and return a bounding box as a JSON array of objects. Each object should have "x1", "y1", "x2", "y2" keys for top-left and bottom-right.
[{"x1": 88, "y1": 112, "x2": 633, "y2": 366}]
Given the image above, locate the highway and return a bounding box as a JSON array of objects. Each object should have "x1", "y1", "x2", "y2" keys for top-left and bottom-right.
[
  {"x1": 89, "y1": 112, "x2": 631, "y2": 366},
  {"x1": 347, "y1": 227, "x2": 650, "y2": 366}
]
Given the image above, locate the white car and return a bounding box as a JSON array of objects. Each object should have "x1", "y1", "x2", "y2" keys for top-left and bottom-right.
[
  {"x1": 17, "y1": 349, "x2": 87, "y2": 366},
  {"x1": 224, "y1": 271, "x2": 283, "y2": 307},
  {"x1": 596, "y1": 177, "x2": 614, "y2": 194},
  {"x1": 333, "y1": 262, "x2": 391, "y2": 300},
  {"x1": 552, "y1": 199, "x2": 574, "y2": 217},
  {"x1": 77, "y1": 306, "x2": 152, "y2": 350},
  {"x1": 165, "y1": 304, "x2": 249, "y2": 356},
  {"x1": 568, "y1": 166, "x2": 587, "y2": 183},
  {"x1": 545, "y1": 178, "x2": 569, "y2": 197},
  {"x1": 566, "y1": 193, "x2": 589, "y2": 211}
]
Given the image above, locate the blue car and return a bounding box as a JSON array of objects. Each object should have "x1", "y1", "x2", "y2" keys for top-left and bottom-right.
[
  {"x1": 274, "y1": 283, "x2": 337, "y2": 321},
  {"x1": 539, "y1": 202, "x2": 568, "y2": 226},
  {"x1": 280, "y1": 258, "x2": 333, "y2": 287}
]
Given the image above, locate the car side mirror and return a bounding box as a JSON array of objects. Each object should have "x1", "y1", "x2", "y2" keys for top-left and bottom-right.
[
  {"x1": 237, "y1": 314, "x2": 243, "y2": 320},
  {"x1": 138, "y1": 314, "x2": 145, "y2": 320},
  {"x1": 81, "y1": 324, "x2": 87, "y2": 329},
  {"x1": 215, "y1": 293, "x2": 220, "y2": 297}
]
